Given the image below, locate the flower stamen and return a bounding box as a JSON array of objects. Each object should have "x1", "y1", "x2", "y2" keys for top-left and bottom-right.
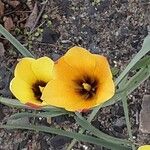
[
  {"x1": 74, "y1": 75, "x2": 98, "y2": 100},
  {"x1": 82, "y1": 83, "x2": 91, "y2": 91}
]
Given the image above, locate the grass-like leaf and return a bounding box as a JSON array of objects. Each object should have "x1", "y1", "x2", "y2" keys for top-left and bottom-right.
[
  {"x1": 122, "y1": 94, "x2": 136, "y2": 150},
  {"x1": 0, "y1": 25, "x2": 34, "y2": 57},
  {"x1": 8, "y1": 111, "x2": 68, "y2": 120},
  {"x1": 75, "y1": 112, "x2": 131, "y2": 146},
  {"x1": 0, "y1": 96, "x2": 29, "y2": 108},
  {"x1": 115, "y1": 35, "x2": 150, "y2": 85},
  {"x1": 102, "y1": 65, "x2": 150, "y2": 108},
  {"x1": 0, "y1": 124, "x2": 131, "y2": 150},
  {"x1": 131, "y1": 56, "x2": 150, "y2": 70},
  {"x1": 0, "y1": 96, "x2": 69, "y2": 113},
  {"x1": 67, "y1": 105, "x2": 101, "y2": 150}
]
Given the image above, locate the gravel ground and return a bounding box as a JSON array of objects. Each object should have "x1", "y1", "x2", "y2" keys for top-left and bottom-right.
[{"x1": 0, "y1": 0, "x2": 150, "y2": 149}]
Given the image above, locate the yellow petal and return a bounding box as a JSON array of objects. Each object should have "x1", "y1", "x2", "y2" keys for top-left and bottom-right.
[
  {"x1": 96, "y1": 78, "x2": 115, "y2": 104},
  {"x1": 10, "y1": 77, "x2": 42, "y2": 106},
  {"x1": 93, "y1": 54, "x2": 113, "y2": 81},
  {"x1": 42, "y1": 79, "x2": 98, "y2": 112},
  {"x1": 14, "y1": 58, "x2": 37, "y2": 84},
  {"x1": 93, "y1": 55, "x2": 115, "y2": 104},
  {"x1": 54, "y1": 56, "x2": 80, "y2": 81},
  {"x1": 63, "y1": 46, "x2": 96, "y2": 75},
  {"x1": 138, "y1": 145, "x2": 150, "y2": 150},
  {"x1": 31, "y1": 57, "x2": 54, "y2": 83}
]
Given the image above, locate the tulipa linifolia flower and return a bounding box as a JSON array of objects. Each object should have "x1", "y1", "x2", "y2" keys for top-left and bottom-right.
[
  {"x1": 10, "y1": 57, "x2": 54, "y2": 108},
  {"x1": 138, "y1": 145, "x2": 150, "y2": 150},
  {"x1": 42, "y1": 46, "x2": 115, "y2": 111}
]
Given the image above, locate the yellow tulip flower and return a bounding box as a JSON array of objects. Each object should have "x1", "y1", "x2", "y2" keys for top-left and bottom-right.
[
  {"x1": 138, "y1": 145, "x2": 150, "y2": 150},
  {"x1": 42, "y1": 46, "x2": 115, "y2": 111},
  {"x1": 10, "y1": 57, "x2": 54, "y2": 108}
]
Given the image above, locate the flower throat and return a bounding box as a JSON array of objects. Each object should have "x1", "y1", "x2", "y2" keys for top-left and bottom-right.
[
  {"x1": 75, "y1": 76, "x2": 98, "y2": 100},
  {"x1": 32, "y1": 81, "x2": 47, "y2": 102}
]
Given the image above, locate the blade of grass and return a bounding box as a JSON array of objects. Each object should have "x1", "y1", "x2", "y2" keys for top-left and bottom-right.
[
  {"x1": 102, "y1": 65, "x2": 150, "y2": 108},
  {"x1": 0, "y1": 97, "x2": 29, "y2": 108},
  {"x1": 125, "y1": 66, "x2": 150, "y2": 94},
  {"x1": 131, "y1": 55, "x2": 150, "y2": 70},
  {"x1": 67, "y1": 105, "x2": 100, "y2": 150},
  {"x1": 115, "y1": 35, "x2": 150, "y2": 85},
  {"x1": 0, "y1": 124, "x2": 131, "y2": 150},
  {"x1": 0, "y1": 96, "x2": 69, "y2": 113},
  {"x1": 122, "y1": 93, "x2": 136, "y2": 150},
  {"x1": 8, "y1": 111, "x2": 68, "y2": 120},
  {"x1": 0, "y1": 25, "x2": 34, "y2": 57},
  {"x1": 75, "y1": 112, "x2": 131, "y2": 145}
]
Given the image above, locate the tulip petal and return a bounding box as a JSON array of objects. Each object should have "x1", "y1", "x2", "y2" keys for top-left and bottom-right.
[
  {"x1": 94, "y1": 54, "x2": 113, "y2": 81},
  {"x1": 96, "y1": 78, "x2": 115, "y2": 104},
  {"x1": 63, "y1": 46, "x2": 96, "y2": 75},
  {"x1": 138, "y1": 145, "x2": 150, "y2": 150},
  {"x1": 93, "y1": 55, "x2": 115, "y2": 103},
  {"x1": 14, "y1": 58, "x2": 37, "y2": 84},
  {"x1": 31, "y1": 57, "x2": 54, "y2": 83},
  {"x1": 10, "y1": 77, "x2": 42, "y2": 106},
  {"x1": 42, "y1": 79, "x2": 98, "y2": 111},
  {"x1": 54, "y1": 56, "x2": 79, "y2": 81}
]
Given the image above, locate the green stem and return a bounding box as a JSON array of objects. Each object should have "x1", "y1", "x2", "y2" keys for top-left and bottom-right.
[{"x1": 122, "y1": 94, "x2": 136, "y2": 150}]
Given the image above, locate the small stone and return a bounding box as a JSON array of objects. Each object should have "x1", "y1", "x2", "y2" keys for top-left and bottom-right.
[
  {"x1": 25, "y1": 2, "x2": 38, "y2": 30},
  {"x1": 113, "y1": 117, "x2": 126, "y2": 133},
  {"x1": 0, "y1": 81, "x2": 5, "y2": 90},
  {"x1": 34, "y1": 32, "x2": 40, "y2": 37},
  {"x1": 139, "y1": 95, "x2": 150, "y2": 133},
  {"x1": 51, "y1": 53, "x2": 60, "y2": 61},
  {"x1": 3, "y1": 17, "x2": 15, "y2": 31},
  {"x1": 42, "y1": 27, "x2": 60, "y2": 44},
  {"x1": 0, "y1": 0, "x2": 4, "y2": 17},
  {"x1": 50, "y1": 135, "x2": 71, "y2": 149},
  {"x1": 42, "y1": 14, "x2": 48, "y2": 19},
  {"x1": 9, "y1": 0, "x2": 20, "y2": 8}
]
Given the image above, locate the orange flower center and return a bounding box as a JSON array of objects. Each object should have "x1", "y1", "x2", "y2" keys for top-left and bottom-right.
[
  {"x1": 74, "y1": 76, "x2": 98, "y2": 100},
  {"x1": 32, "y1": 81, "x2": 47, "y2": 102}
]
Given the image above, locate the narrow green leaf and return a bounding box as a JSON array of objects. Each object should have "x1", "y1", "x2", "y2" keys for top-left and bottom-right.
[
  {"x1": 102, "y1": 65, "x2": 150, "y2": 108},
  {"x1": 0, "y1": 97, "x2": 29, "y2": 108},
  {"x1": 8, "y1": 112, "x2": 67, "y2": 120},
  {"x1": 87, "y1": 105, "x2": 100, "y2": 122},
  {"x1": 115, "y1": 35, "x2": 150, "y2": 85},
  {"x1": 75, "y1": 112, "x2": 131, "y2": 145},
  {"x1": 0, "y1": 124, "x2": 131, "y2": 150},
  {"x1": 125, "y1": 66, "x2": 150, "y2": 94},
  {"x1": 121, "y1": 93, "x2": 136, "y2": 150},
  {"x1": 0, "y1": 25, "x2": 34, "y2": 57},
  {"x1": 111, "y1": 67, "x2": 120, "y2": 76},
  {"x1": 67, "y1": 105, "x2": 100, "y2": 150},
  {"x1": 118, "y1": 75, "x2": 128, "y2": 88},
  {"x1": 0, "y1": 96, "x2": 70, "y2": 113},
  {"x1": 131, "y1": 56, "x2": 150, "y2": 70}
]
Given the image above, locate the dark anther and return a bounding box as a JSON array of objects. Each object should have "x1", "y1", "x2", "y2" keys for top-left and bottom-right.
[{"x1": 32, "y1": 81, "x2": 47, "y2": 102}]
